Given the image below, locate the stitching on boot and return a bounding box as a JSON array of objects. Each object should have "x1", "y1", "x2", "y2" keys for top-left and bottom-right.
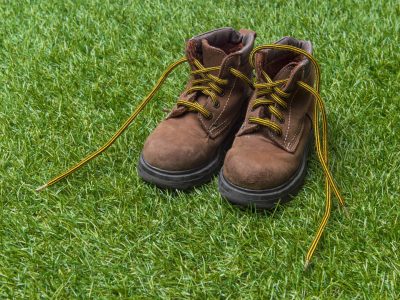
[
  {"x1": 211, "y1": 119, "x2": 229, "y2": 133},
  {"x1": 208, "y1": 55, "x2": 238, "y2": 133},
  {"x1": 284, "y1": 98, "x2": 292, "y2": 145},
  {"x1": 287, "y1": 121, "x2": 303, "y2": 150},
  {"x1": 284, "y1": 90, "x2": 298, "y2": 145},
  {"x1": 211, "y1": 121, "x2": 230, "y2": 136},
  {"x1": 198, "y1": 112, "x2": 209, "y2": 133},
  {"x1": 210, "y1": 75, "x2": 238, "y2": 132}
]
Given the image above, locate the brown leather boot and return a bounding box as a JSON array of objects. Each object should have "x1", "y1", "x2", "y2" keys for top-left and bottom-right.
[
  {"x1": 219, "y1": 38, "x2": 346, "y2": 267},
  {"x1": 219, "y1": 37, "x2": 317, "y2": 208},
  {"x1": 138, "y1": 27, "x2": 256, "y2": 189}
]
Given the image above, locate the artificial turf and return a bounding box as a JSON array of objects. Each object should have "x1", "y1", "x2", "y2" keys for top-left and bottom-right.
[{"x1": 1, "y1": 0, "x2": 399, "y2": 298}]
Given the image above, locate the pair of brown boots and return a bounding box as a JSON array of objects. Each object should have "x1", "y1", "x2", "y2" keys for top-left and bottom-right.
[
  {"x1": 38, "y1": 27, "x2": 345, "y2": 267},
  {"x1": 139, "y1": 27, "x2": 317, "y2": 209},
  {"x1": 137, "y1": 28, "x2": 346, "y2": 267}
]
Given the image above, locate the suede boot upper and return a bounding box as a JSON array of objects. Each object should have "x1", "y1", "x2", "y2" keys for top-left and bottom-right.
[{"x1": 143, "y1": 28, "x2": 256, "y2": 171}]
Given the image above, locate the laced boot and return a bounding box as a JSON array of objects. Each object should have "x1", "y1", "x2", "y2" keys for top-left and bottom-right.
[{"x1": 218, "y1": 38, "x2": 346, "y2": 267}]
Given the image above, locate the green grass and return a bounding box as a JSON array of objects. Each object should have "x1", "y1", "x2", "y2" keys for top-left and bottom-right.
[{"x1": 1, "y1": 0, "x2": 399, "y2": 298}]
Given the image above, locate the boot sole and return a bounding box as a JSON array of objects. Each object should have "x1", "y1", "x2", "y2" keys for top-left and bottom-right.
[
  {"x1": 137, "y1": 149, "x2": 225, "y2": 190},
  {"x1": 218, "y1": 133, "x2": 313, "y2": 210}
]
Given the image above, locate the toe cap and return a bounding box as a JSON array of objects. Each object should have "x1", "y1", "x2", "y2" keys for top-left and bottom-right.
[
  {"x1": 223, "y1": 139, "x2": 295, "y2": 190},
  {"x1": 142, "y1": 119, "x2": 209, "y2": 171}
]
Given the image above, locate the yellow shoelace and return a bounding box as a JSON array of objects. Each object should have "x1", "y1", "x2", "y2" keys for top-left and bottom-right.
[
  {"x1": 36, "y1": 57, "x2": 252, "y2": 190},
  {"x1": 248, "y1": 71, "x2": 291, "y2": 135},
  {"x1": 249, "y1": 44, "x2": 346, "y2": 269},
  {"x1": 177, "y1": 59, "x2": 253, "y2": 118}
]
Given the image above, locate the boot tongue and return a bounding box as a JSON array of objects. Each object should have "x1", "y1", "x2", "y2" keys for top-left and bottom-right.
[
  {"x1": 273, "y1": 61, "x2": 298, "y2": 81},
  {"x1": 255, "y1": 49, "x2": 305, "y2": 92},
  {"x1": 182, "y1": 39, "x2": 228, "y2": 107},
  {"x1": 185, "y1": 38, "x2": 227, "y2": 75},
  {"x1": 200, "y1": 39, "x2": 227, "y2": 75},
  {"x1": 252, "y1": 51, "x2": 307, "y2": 122}
]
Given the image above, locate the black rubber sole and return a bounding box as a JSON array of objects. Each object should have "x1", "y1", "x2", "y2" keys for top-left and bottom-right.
[
  {"x1": 218, "y1": 134, "x2": 313, "y2": 210},
  {"x1": 137, "y1": 150, "x2": 226, "y2": 190}
]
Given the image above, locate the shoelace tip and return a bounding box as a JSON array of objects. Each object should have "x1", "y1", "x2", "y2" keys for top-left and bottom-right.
[{"x1": 35, "y1": 183, "x2": 48, "y2": 192}]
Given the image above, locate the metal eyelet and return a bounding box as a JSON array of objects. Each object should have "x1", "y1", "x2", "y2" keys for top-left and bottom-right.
[
  {"x1": 214, "y1": 101, "x2": 220, "y2": 108},
  {"x1": 219, "y1": 91, "x2": 225, "y2": 97},
  {"x1": 206, "y1": 113, "x2": 213, "y2": 120}
]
